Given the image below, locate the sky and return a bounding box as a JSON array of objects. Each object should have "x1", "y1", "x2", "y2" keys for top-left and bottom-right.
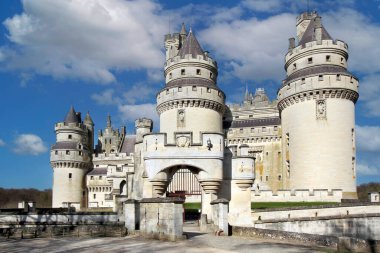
[{"x1": 0, "y1": 0, "x2": 380, "y2": 190}]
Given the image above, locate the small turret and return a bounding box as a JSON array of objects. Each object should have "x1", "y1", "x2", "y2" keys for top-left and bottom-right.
[{"x1": 135, "y1": 118, "x2": 153, "y2": 143}]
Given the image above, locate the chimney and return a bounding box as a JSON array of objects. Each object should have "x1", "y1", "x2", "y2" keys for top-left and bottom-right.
[
  {"x1": 289, "y1": 37, "x2": 295, "y2": 50},
  {"x1": 314, "y1": 16, "x2": 322, "y2": 44}
]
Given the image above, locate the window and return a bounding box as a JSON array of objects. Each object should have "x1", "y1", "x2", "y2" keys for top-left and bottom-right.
[
  {"x1": 326, "y1": 55, "x2": 331, "y2": 62},
  {"x1": 166, "y1": 89, "x2": 169, "y2": 94},
  {"x1": 336, "y1": 74, "x2": 341, "y2": 81},
  {"x1": 99, "y1": 176, "x2": 102, "y2": 180},
  {"x1": 210, "y1": 72, "x2": 214, "y2": 78},
  {"x1": 55, "y1": 150, "x2": 58, "y2": 155},
  {"x1": 301, "y1": 78, "x2": 305, "y2": 84},
  {"x1": 207, "y1": 88, "x2": 211, "y2": 93},
  {"x1": 79, "y1": 151, "x2": 82, "y2": 156},
  {"x1": 249, "y1": 115, "x2": 253, "y2": 118},
  {"x1": 350, "y1": 76, "x2": 354, "y2": 83},
  {"x1": 69, "y1": 173, "x2": 72, "y2": 179},
  {"x1": 240, "y1": 128, "x2": 243, "y2": 133},
  {"x1": 274, "y1": 126, "x2": 278, "y2": 131},
  {"x1": 66, "y1": 150, "x2": 70, "y2": 155},
  {"x1": 68, "y1": 135, "x2": 72, "y2": 139},
  {"x1": 341, "y1": 57, "x2": 344, "y2": 64},
  {"x1": 235, "y1": 116, "x2": 239, "y2": 119},
  {"x1": 308, "y1": 57, "x2": 313, "y2": 64},
  {"x1": 266, "y1": 176, "x2": 268, "y2": 181},
  {"x1": 93, "y1": 194, "x2": 96, "y2": 199},
  {"x1": 192, "y1": 86, "x2": 197, "y2": 91},
  {"x1": 196, "y1": 69, "x2": 201, "y2": 75},
  {"x1": 251, "y1": 128, "x2": 255, "y2": 133},
  {"x1": 78, "y1": 144, "x2": 81, "y2": 149},
  {"x1": 178, "y1": 86, "x2": 182, "y2": 92},
  {"x1": 90, "y1": 176, "x2": 94, "y2": 180},
  {"x1": 169, "y1": 73, "x2": 172, "y2": 79},
  {"x1": 293, "y1": 63, "x2": 296, "y2": 70},
  {"x1": 181, "y1": 69, "x2": 185, "y2": 75},
  {"x1": 262, "y1": 127, "x2": 267, "y2": 132},
  {"x1": 278, "y1": 175, "x2": 282, "y2": 181},
  {"x1": 318, "y1": 75, "x2": 323, "y2": 81}
]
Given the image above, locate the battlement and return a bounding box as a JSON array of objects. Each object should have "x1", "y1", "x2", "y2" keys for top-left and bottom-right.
[
  {"x1": 93, "y1": 152, "x2": 134, "y2": 160},
  {"x1": 296, "y1": 11, "x2": 317, "y2": 24},
  {"x1": 135, "y1": 118, "x2": 153, "y2": 129},
  {"x1": 251, "y1": 189, "x2": 343, "y2": 203},
  {"x1": 165, "y1": 54, "x2": 217, "y2": 69},
  {"x1": 55, "y1": 122, "x2": 88, "y2": 131},
  {"x1": 164, "y1": 33, "x2": 180, "y2": 42},
  {"x1": 286, "y1": 39, "x2": 348, "y2": 62}
]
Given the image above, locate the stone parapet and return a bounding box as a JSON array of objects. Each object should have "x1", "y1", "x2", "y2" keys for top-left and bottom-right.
[{"x1": 251, "y1": 189, "x2": 343, "y2": 203}]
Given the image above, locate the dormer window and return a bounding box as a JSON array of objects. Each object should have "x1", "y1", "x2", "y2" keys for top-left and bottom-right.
[{"x1": 181, "y1": 69, "x2": 185, "y2": 75}]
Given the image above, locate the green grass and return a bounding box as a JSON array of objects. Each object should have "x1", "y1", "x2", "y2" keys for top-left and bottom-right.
[
  {"x1": 251, "y1": 202, "x2": 339, "y2": 210},
  {"x1": 184, "y1": 202, "x2": 201, "y2": 210}
]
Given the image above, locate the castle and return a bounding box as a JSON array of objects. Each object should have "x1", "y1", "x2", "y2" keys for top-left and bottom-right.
[{"x1": 50, "y1": 12, "x2": 359, "y2": 218}]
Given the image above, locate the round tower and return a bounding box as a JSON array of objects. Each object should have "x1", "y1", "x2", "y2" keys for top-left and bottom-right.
[
  {"x1": 50, "y1": 107, "x2": 93, "y2": 208},
  {"x1": 278, "y1": 12, "x2": 359, "y2": 199},
  {"x1": 158, "y1": 25, "x2": 225, "y2": 143}
]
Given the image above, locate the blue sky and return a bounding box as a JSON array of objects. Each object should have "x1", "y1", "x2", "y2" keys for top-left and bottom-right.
[{"x1": 0, "y1": 0, "x2": 379, "y2": 189}]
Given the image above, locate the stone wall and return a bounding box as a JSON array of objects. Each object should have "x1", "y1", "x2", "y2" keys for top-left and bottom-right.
[{"x1": 251, "y1": 189, "x2": 342, "y2": 202}]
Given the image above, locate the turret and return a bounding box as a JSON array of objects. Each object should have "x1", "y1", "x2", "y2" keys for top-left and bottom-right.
[
  {"x1": 50, "y1": 106, "x2": 93, "y2": 208},
  {"x1": 84, "y1": 112, "x2": 94, "y2": 152},
  {"x1": 95, "y1": 115, "x2": 125, "y2": 155},
  {"x1": 158, "y1": 25, "x2": 225, "y2": 143},
  {"x1": 277, "y1": 12, "x2": 359, "y2": 199},
  {"x1": 135, "y1": 118, "x2": 153, "y2": 143}
]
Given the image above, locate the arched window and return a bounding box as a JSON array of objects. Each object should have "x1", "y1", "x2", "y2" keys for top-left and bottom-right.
[{"x1": 120, "y1": 180, "x2": 127, "y2": 195}]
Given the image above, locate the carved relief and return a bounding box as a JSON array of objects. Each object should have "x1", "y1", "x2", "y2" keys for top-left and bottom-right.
[
  {"x1": 177, "y1": 109, "x2": 185, "y2": 127},
  {"x1": 176, "y1": 135, "x2": 190, "y2": 147},
  {"x1": 316, "y1": 99, "x2": 326, "y2": 119}
]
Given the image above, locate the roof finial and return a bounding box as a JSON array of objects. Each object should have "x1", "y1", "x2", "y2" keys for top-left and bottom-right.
[
  {"x1": 180, "y1": 22, "x2": 186, "y2": 35},
  {"x1": 107, "y1": 114, "x2": 111, "y2": 128},
  {"x1": 244, "y1": 84, "x2": 249, "y2": 101}
]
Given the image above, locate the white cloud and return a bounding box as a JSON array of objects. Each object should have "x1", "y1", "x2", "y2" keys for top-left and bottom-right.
[
  {"x1": 118, "y1": 103, "x2": 158, "y2": 124},
  {"x1": 199, "y1": 13, "x2": 294, "y2": 81},
  {"x1": 91, "y1": 89, "x2": 120, "y2": 106},
  {"x1": 12, "y1": 134, "x2": 47, "y2": 155},
  {"x1": 357, "y1": 163, "x2": 380, "y2": 176},
  {"x1": 1, "y1": 0, "x2": 167, "y2": 83},
  {"x1": 355, "y1": 74, "x2": 380, "y2": 117},
  {"x1": 356, "y1": 125, "x2": 380, "y2": 152},
  {"x1": 242, "y1": 0, "x2": 284, "y2": 13},
  {"x1": 123, "y1": 84, "x2": 155, "y2": 104},
  {"x1": 0, "y1": 139, "x2": 5, "y2": 147}
]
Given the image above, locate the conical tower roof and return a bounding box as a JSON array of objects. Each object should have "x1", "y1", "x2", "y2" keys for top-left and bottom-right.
[
  {"x1": 84, "y1": 111, "x2": 94, "y2": 125},
  {"x1": 180, "y1": 22, "x2": 186, "y2": 35},
  {"x1": 178, "y1": 29, "x2": 205, "y2": 58},
  {"x1": 64, "y1": 106, "x2": 80, "y2": 124},
  {"x1": 298, "y1": 15, "x2": 332, "y2": 45}
]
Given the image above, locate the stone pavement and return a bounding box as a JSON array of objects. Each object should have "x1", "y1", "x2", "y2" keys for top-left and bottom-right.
[{"x1": 0, "y1": 233, "x2": 328, "y2": 253}]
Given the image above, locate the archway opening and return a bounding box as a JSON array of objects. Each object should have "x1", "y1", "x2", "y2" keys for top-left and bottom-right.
[{"x1": 120, "y1": 180, "x2": 127, "y2": 195}]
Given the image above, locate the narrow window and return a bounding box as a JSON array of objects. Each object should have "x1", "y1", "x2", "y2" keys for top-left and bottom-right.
[
  {"x1": 207, "y1": 88, "x2": 211, "y2": 93},
  {"x1": 68, "y1": 135, "x2": 72, "y2": 139},
  {"x1": 318, "y1": 75, "x2": 323, "y2": 81},
  {"x1": 336, "y1": 74, "x2": 341, "y2": 81},
  {"x1": 301, "y1": 78, "x2": 305, "y2": 84},
  {"x1": 251, "y1": 128, "x2": 255, "y2": 133},
  {"x1": 79, "y1": 151, "x2": 82, "y2": 156},
  {"x1": 274, "y1": 126, "x2": 278, "y2": 131},
  {"x1": 178, "y1": 86, "x2": 182, "y2": 92},
  {"x1": 341, "y1": 57, "x2": 344, "y2": 64},
  {"x1": 210, "y1": 72, "x2": 213, "y2": 78},
  {"x1": 169, "y1": 73, "x2": 172, "y2": 79},
  {"x1": 181, "y1": 69, "x2": 185, "y2": 75},
  {"x1": 308, "y1": 57, "x2": 313, "y2": 64},
  {"x1": 262, "y1": 127, "x2": 267, "y2": 132},
  {"x1": 196, "y1": 69, "x2": 201, "y2": 75},
  {"x1": 166, "y1": 89, "x2": 169, "y2": 94},
  {"x1": 278, "y1": 175, "x2": 282, "y2": 181},
  {"x1": 240, "y1": 128, "x2": 243, "y2": 133},
  {"x1": 249, "y1": 115, "x2": 253, "y2": 118},
  {"x1": 93, "y1": 194, "x2": 96, "y2": 199},
  {"x1": 90, "y1": 176, "x2": 94, "y2": 180},
  {"x1": 266, "y1": 176, "x2": 268, "y2": 181},
  {"x1": 293, "y1": 63, "x2": 297, "y2": 70},
  {"x1": 235, "y1": 116, "x2": 239, "y2": 119},
  {"x1": 69, "y1": 173, "x2": 72, "y2": 179},
  {"x1": 326, "y1": 55, "x2": 331, "y2": 62},
  {"x1": 350, "y1": 76, "x2": 354, "y2": 83},
  {"x1": 99, "y1": 176, "x2": 102, "y2": 180},
  {"x1": 192, "y1": 86, "x2": 197, "y2": 91},
  {"x1": 55, "y1": 150, "x2": 58, "y2": 155},
  {"x1": 66, "y1": 150, "x2": 70, "y2": 155}
]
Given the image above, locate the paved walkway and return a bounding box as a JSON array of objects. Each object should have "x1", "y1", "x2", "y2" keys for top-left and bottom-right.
[{"x1": 0, "y1": 233, "x2": 329, "y2": 253}]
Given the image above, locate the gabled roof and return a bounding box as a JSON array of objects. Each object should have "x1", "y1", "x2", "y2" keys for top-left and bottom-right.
[
  {"x1": 178, "y1": 30, "x2": 205, "y2": 58},
  {"x1": 64, "y1": 106, "x2": 80, "y2": 124},
  {"x1": 298, "y1": 17, "x2": 332, "y2": 46}
]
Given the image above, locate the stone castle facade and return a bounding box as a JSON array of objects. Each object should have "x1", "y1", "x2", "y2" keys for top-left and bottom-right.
[{"x1": 50, "y1": 12, "x2": 359, "y2": 218}]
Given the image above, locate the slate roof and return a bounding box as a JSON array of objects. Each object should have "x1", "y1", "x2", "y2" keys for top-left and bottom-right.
[
  {"x1": 64, "y1": 106, "x2": 80, "y2": 124},
  {"x1": 120, "y1": 135, "x2": 136, "y2": 154},
  {"x1": 298, "y1": 17, "x2": 332, "y2": 46},
  {"x1": 230, "y1": 117, "x2": 281, "y2": 128},
  {"x1": 51, "y1": 141, "x2": 89, "y2": 150},
  {"x1": 284, "y1": 65, "x2": 352, "y2": 86},
  {"x1": 87, "y1": 168, "x2": 107, "y2": 175},
  {"x1": 178, "y1": 30, "x2": 205, "y2": 58}
]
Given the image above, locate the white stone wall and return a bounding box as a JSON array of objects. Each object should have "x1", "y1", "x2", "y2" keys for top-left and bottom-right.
[
  {"x1": 251, "y1": 189, "x2": 342, "y2": 202},
  {"x1": 281, "y1": 98, "x2": 356, "y2": 196},
  {"x1": 52, "y1": 167, "x2": 87, "y2": 208},
  {"x1": 87, "y1": 175, "x2": 113, "y2": 208}
]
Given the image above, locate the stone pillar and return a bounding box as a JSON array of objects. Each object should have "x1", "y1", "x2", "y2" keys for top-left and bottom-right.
[
  {"x1": 199, "y1": 180, "x2": 220, "y2": 223},
  {"x1": 210, "y1": 198, "x2": 229, "y2": 235},
  {"x1": 228, "y1": 157, "x2": 255, "y2": 226},
  {"x1": 124, "y1": 199, "x2": 139, "y2": 234},
  {"x1": 139, "y1": 197, "x2": 184, "y2": 241}
]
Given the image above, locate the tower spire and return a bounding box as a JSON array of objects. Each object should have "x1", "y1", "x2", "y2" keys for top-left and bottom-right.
[
  {"x1": 107, "y1": 114, "x2": 111, "y2": 128},
  {"x1": 244, "y1": 84, "x2": 249, "y2": 101}
]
